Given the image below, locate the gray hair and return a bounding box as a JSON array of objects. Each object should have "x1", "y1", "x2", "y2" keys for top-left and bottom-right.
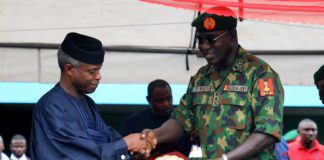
[{"x1": 57, "y1": 46, "x2": 82, "y2": 71}]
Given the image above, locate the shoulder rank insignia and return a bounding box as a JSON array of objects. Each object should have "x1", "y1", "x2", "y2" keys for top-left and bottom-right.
[
  {"x1": 259, "y1": 78, "x2": 274, "y2": 96},
  {"x1": 192, "y1": 86, "x2": 211, "y2": 93},
  {"x1": 212, "y1": 92, "x2": 220, "y2": 106},
  {"x1": 223, "y1": 84, "x2": 248, "y2": 92}
]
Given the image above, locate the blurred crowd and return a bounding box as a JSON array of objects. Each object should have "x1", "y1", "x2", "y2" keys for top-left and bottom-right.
[{"x1": 0, "y1": 134, "x2": 30, "y2": 160}]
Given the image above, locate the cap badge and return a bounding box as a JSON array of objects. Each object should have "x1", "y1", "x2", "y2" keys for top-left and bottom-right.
[{"x1": 203, "y1": 17, "x2": 216, "y2": 30}]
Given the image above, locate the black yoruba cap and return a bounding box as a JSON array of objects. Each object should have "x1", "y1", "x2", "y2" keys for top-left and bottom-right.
[
  {"x1": 192, "y1": 6, "x2": 237, "y2": 32},
  {"x1": 61, "y1": 32, "x2": 105, "y2": 65}
]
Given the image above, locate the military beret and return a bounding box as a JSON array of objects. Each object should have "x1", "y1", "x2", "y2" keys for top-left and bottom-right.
[
  {"x1": 192, "y1": 6, "x2": 237, "y2": 32},
  {"x1": 314, "y1": 65, "x2": 324, "y2": 85},
  {"x1": 61, "y1": 32, "x2": 105, "y2": 65}
]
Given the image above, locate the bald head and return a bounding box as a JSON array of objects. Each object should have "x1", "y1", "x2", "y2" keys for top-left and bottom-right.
[
  {"x1": 298, "y1": 119, "x2": 317, "y2": 130},
  {"x1": 297, "y1": 119, "x2": 318, "y2": 145}
]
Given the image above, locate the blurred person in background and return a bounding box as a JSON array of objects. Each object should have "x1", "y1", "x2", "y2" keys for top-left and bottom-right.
[
  {"x1": 0, "y1": 135, "x2": 9, "y2": 160},
  {"x1": 122, "y1": 79, "x2": 193, "y2": 159},
  {"x1": 314, "y1": 65, "x2": 324, "y2": 104},
  {"x1": 9, "y1": 134, "x2": 29, "y2": 160},
  {"x1": 288, "y1": 119, "x2": 324, "y2": 160}
]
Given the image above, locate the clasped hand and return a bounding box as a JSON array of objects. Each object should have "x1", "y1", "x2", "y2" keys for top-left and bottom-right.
[{"x1": 123, "y1": 129, "x2": 157, "y2": 158}]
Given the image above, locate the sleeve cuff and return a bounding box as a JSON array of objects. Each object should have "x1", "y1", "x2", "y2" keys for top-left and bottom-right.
[
  {"x1": 254, "y1": 119, "x2": 282, "y2": 140},
  {"x1": 114, "y1": 139, "x2": 128, "y2": 151}
]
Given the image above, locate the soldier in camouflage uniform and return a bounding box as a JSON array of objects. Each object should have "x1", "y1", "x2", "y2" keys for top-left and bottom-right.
[{"x1": 142, "y1": 6, "x2": 284, "y2": 160}]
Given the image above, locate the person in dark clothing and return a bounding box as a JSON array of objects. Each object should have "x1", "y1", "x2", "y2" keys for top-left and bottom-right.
[
  {"x1": 314, "y1": 65, "x2": 324, "y2": 104},
  {"x1": 30, "y1": 32, "x2": 152, "y2": 160},
  {"x1": 122, "y1": 79, "x2": 192, "y2": 159}
]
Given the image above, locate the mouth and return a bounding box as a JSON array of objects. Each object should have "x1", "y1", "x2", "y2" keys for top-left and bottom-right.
[
  {"x1": 307, "y1": 135, "x2": 316, "y2": 140},
  {"x1": 161, "y1": 108, "x2": 173, "y2": 113},
  {"x1": 203, "y1": 50, "x2": 215, "y2": 58},
  {"x1": 203, "y1": 48, "x2": 219, "y2": 58},
  {"x1": 88, "y1": 83, "x2": 99, "y2": 90},
  {"x1": 204, "y1": 54, "x2": 214, "y2": 60}
]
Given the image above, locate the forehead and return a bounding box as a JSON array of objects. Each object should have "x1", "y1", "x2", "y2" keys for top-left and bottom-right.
[
  {"x1": 79, "y1": 63, "x2": 102, "y2": 69},
  {"x1": 152, "y1": 87, "x2": 171, "y2": 97},
  {"x1": 300, "y1": 122, "x2": 317, "y2": 129},
  {"x1": 197, "y1": 30, "x2": 225, "y2": 37},
  {"x1": 12, "y1": 139, "x2": 26, "y2": 144}
]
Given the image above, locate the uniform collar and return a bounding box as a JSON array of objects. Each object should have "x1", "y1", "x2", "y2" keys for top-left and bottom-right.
[{"x1": 203, "y1": 46, "x2": 247, "y2": 76}]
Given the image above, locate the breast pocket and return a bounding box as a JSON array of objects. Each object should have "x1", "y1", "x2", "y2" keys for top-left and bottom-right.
[
  {"x1": 220, "y1": 92, "x2": 248, "y2": 130},
  {"x1": 192, "y1": 92, "x2": 214, "y2": 128}
]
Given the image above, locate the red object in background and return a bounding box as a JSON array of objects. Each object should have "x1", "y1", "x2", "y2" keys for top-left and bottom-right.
[
  {"x1": 287, "y1": 135, "x2": 301, "y2": 145},
  {"x1": 148, "y1": 151, "x2": 188, "y2": 160},
  {"x1": 140, "y1": 0, "x2": 324, "y2": 26}
]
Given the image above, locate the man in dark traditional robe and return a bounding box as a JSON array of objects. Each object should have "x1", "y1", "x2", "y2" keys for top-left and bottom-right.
[{"x1": 30, "y1": 32, "x2": 152, "y2": 160}]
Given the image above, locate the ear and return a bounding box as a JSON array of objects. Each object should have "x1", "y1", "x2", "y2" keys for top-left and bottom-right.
[
  {"x1": 146, "y1": 96, "x2": 150, "y2": 104},
  {"x1": 229, "y1": 29, "x2": 237, "y2": 38},
  {"x1": 63, "y1": 64, "x2": 74, "y2": 77}
]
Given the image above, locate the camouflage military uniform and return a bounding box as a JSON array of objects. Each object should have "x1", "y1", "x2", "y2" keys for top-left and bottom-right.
[{"x1": 171, "y1": 47, "x2": 284, "y2": 159}]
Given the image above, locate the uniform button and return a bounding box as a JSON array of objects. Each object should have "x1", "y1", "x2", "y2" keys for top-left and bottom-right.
[{"x1": 121, "y1": 154, "x2": 126, "y2": 160}]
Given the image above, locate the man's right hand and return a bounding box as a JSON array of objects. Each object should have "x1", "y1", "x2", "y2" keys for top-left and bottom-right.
[
  {"x1": 123, "y1": 133, "x2": 154, "y2": 157},
  {"x1": 141, "y1": 129, "x2": 158, "y2": 149}
]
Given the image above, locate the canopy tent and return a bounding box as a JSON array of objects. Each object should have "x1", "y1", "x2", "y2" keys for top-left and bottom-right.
[
  {"x1": 0, "y1": 0, "x2": 323, "y2": 106},
  {"x1": 140, "y1": 0, "x2": 324, "y2": 26},
  {"x1": 1, "y1": 0, "x2": 324, "y2": 50}
]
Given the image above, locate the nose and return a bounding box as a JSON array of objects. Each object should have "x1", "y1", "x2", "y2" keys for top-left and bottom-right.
[
  {"x1": 162, "y1": 99, "x2": 172, "y2": 109},
  {"x1": 16, "y1": 148, "x2": 23, "y2": 154},
  {"x1": 199, "y1": 41, "x2": 212, "y2": 50},
  {"x1": 307, "y1": 129, "x2": 316, "y2": 136},
  {"x1": 95, "y1": 71, "x2": 101, "y2": 81}
]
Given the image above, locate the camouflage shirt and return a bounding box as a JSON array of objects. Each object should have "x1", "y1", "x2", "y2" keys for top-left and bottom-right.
[{"x1": 171, "y1": 47, "x2": 284, "y2": 159}]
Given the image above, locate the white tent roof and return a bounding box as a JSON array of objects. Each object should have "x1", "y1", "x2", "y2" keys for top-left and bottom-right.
[
  {"x1": 0, "y1": 0, "x2": 323, "y2": 86},
  {"x1": 1, "y1": 0, "x2": 324, "y2": 50}
]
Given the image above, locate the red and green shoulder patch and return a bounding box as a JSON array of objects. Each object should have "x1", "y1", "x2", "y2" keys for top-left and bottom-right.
[{"x1": 259, "y1": 78, "x2": 274, "y2": 96}]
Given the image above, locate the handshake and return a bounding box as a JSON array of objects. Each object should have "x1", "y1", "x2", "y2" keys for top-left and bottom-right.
[{"x1": 123, "y1": 129, "x2": 157, "y2": 158}]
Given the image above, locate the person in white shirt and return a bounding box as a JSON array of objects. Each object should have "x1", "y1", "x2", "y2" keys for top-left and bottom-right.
[
  {"x1": 0, "y1": 135, "x2": 9, "y2": 160},
  {"x1": 9, "y1": 134, "x2": 29, "y2": 160}
]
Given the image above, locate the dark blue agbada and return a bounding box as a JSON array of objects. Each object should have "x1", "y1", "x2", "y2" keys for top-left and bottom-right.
[{"x1": 31, "y1": 84, "x2": 130, "y2": 160}]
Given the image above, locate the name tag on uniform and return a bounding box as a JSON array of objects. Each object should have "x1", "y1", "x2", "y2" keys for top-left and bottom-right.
[
  {"x1": 223, "y1": 84, "x2": 248, "y2": 92},
  {"x1": 192, "y1": 86, "x2": 211, "y2": 93}
]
